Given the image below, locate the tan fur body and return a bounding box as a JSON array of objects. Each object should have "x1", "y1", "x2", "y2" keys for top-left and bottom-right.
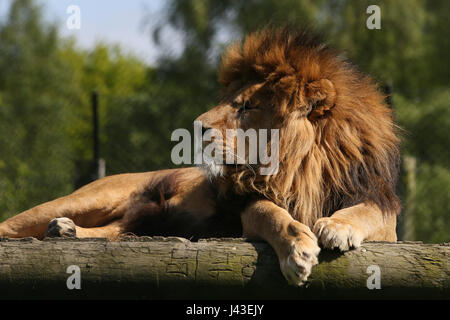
[{"x1": 0, "y1": 28, "x2": 400, "y2": 286}]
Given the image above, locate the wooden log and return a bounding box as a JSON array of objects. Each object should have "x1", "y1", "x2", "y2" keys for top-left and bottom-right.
[{"x1": 0, "y1": 237, "x2": 448, "y2": 299}]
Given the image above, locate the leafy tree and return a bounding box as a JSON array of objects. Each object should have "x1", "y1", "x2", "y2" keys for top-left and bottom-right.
[{"x1": 0, "y1": 0, "x2": 76, "y2": 219}]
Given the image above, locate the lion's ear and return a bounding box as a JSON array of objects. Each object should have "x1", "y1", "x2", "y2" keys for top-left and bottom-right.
[{"x1": 305, "y1": 79, "x2": 336, "y2": 120}]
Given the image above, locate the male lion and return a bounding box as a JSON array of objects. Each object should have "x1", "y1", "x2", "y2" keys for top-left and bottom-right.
[{"x1": 0, "y1": 28, "x2": 400, "y2": 285}]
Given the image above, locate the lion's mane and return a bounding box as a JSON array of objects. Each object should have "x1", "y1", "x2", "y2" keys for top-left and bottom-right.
[{"x1": 218, "y1": 27, "x2": 401, "y2": 227}]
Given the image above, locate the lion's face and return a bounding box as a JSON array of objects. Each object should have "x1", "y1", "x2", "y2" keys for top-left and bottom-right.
[
  {"x1": 195, "y1": 80, "x2": 282, "y2": 178},
  {"x1": 198, "y1": 82, "x2": 274, "y2": 133},
  {"x1": 194, "y1": 29, "x2": 340, "y2": 180},
  {"x1": 195, "y1": 75, "x2": 336, "y2": 179}
]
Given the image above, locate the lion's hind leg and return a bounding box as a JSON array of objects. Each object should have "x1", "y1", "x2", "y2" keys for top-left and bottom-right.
[
  {"x1": 45, "y1": 217, "x2": 123, "y2": 240},
  {"x1": 0, "y1": 193, "x2": 123, "y2": 240},
  {"x1": 0, "y1": 172, "x2": 157, "y2": 239}
]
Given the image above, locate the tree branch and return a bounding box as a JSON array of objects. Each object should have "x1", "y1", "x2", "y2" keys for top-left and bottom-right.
[{"x1": 0, "y1": 237, "x2": 448, "y2": 299}]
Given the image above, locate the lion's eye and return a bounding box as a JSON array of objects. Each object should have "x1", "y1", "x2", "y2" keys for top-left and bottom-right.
[
  {"x1": 237, "y1": 106, "x2": 246, "y2": 113},
  {"x1": 237, "y1": 101, "x2": 253, "y2": 114}
]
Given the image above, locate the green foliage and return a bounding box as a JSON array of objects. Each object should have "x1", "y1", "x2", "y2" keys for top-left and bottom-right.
[
  {"x1": 414, "y1": 163, "x2": 450, "y2": 243},
  {"x1": 327, "y1": 0, "x2": 432, "y2": 97},
  {"x1": 0, "y1": 0, "x2": 75, "y2": 218},
  {"x1": 395, "y1": 90, "x2": 450, "y2": 168}
]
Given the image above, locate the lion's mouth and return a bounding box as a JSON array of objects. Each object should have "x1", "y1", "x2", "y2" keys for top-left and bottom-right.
[{"x1": 198, "y1": 159, "x2": 250, "y2": 179}]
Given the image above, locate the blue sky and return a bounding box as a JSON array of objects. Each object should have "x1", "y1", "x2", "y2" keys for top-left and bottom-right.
[{"x1": 0, "y1": 0, "x2": 168, "y2": 64}]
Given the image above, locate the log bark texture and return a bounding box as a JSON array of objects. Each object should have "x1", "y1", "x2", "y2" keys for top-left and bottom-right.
[{"x1": 0, "y1": 237, "x2": 448, "y2": 299}]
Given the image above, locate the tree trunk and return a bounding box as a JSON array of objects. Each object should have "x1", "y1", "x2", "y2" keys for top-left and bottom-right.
[
  {"x1": 402, "y1": 155, "x2": 417, "y2": 240},
  {"x1": 0, "y1": 237, "x2": 448, "y2": 299}
]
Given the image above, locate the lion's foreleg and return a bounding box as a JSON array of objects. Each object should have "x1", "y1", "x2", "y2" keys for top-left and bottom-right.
[
  {"x1": 241, "y1": 200, "x2": 320, "y2": 286},
  {"x1": 313, "y1": 202, "x2": 397, "y2": 251}
]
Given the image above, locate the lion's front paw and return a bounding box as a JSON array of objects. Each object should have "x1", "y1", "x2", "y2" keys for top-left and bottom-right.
[
  {"x1": 313, "y1": 217, "x2": 364, "y2": 251},
  {"x1": 279, "y1": 230, "x2": 320, "y2": 286},
  {"x1": 45, "y1": 217, "x2": 77, "y2": 238}
]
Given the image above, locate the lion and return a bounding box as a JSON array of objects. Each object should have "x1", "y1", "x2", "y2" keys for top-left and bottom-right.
[{"x1": 0, "y1": 27, "x2": 400, "y2": 286}]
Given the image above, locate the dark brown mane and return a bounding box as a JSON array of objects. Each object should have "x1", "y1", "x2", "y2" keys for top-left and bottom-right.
[
  {"x1": 219, "y1": 27, "x2": 327, "y2": 88},
  {"x1": 218, "y1": 27, "x2": 401, "y2": 227}
]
